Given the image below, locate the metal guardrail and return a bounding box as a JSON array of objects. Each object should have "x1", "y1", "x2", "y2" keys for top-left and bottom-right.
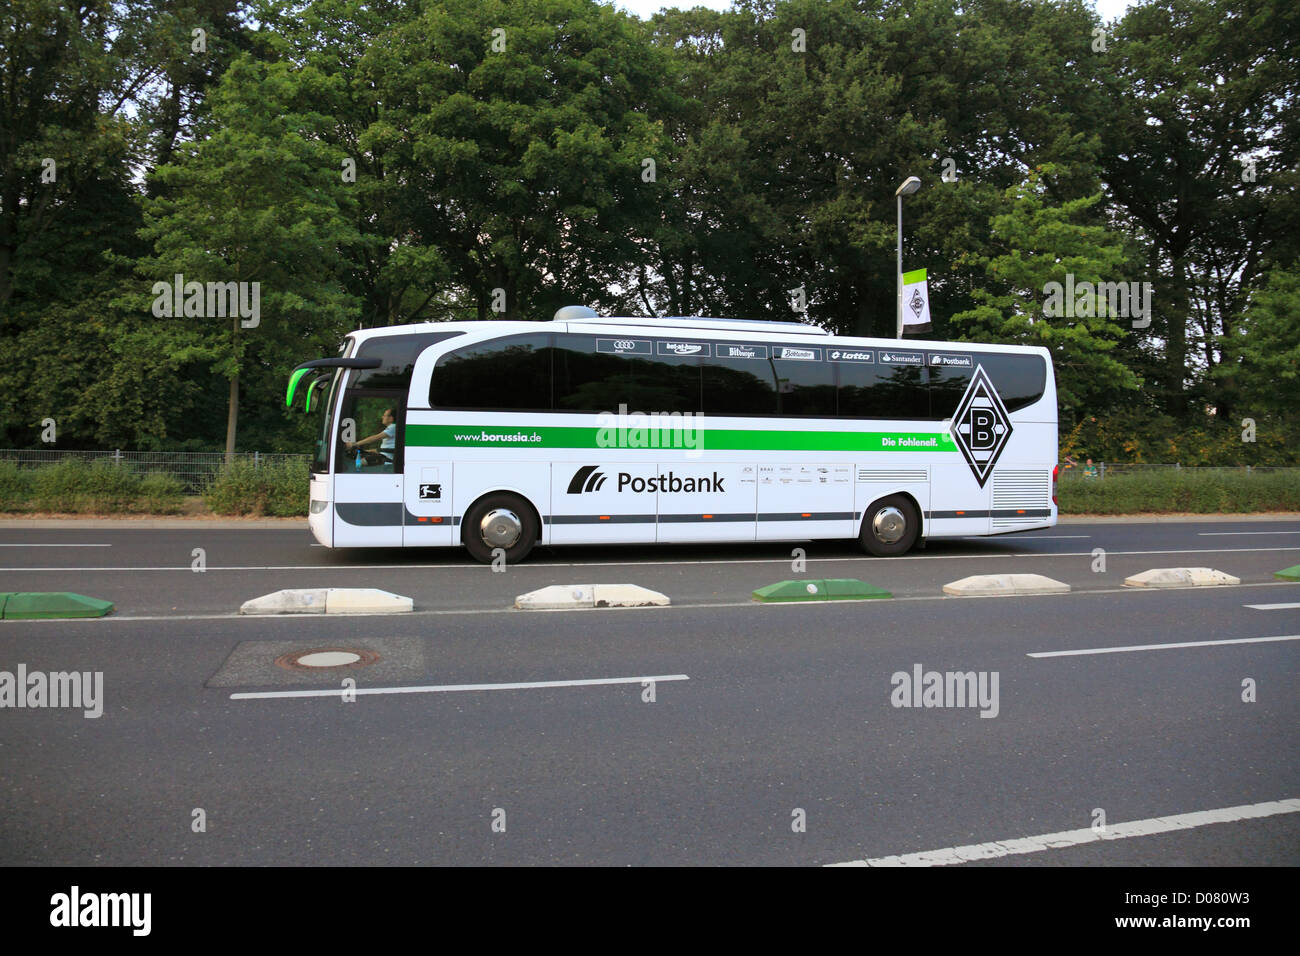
[{"x1": 0, "y1": 449, "x2": 310, "y2": 493}]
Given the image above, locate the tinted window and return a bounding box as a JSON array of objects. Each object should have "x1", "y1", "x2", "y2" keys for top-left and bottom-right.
[
  {"x1": 838, "y1": 361, "x2": 929, "y2": 419},
  {"x1": 703, "y1": 343, "x2": 777, "y2": 415},
  {"x1": 553, "y1": 334, "x2": 700, "y2": 413},
  {"x1": 354, "y1": 331, "x2": 461, "y2": 388},
  {"x1": 978, "y1": 353, "x2": 1047, "y2": 412},
  {"x1": 771, "y1": 346, "x2": 836, "y2": 417},
  {"x1": 926, "y1": 358, "x2": 971, "y2": 419},
  {"x1": 431, "y1": 334, "x2": 551, "y2": 410}
]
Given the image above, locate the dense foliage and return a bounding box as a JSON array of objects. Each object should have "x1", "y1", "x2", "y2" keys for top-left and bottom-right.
[{"x1": 2, "y1": 0, "x2": 1296, "y2": 460}]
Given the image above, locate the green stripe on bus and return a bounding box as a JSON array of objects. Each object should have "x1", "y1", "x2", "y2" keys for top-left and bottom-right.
[{"x1": 405, "y1": 424, "x2": 958, "y2": 452}]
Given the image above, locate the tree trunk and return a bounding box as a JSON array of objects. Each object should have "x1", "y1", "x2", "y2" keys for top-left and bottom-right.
[
  {"x1": 225, "y1": 372, "x2": 239, "y2": 464},
  {"x1": 1167, "y1": 255, "x2": 1189, "y2": 415}
]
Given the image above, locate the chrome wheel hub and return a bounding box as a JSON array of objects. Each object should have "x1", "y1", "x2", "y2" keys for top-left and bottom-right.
[
  {"x1": 872, "y1": 506, "x2": 906, "y2": 544},
  {"x1": 480, "y1": 508, "x2": 522, "y2": 549}
]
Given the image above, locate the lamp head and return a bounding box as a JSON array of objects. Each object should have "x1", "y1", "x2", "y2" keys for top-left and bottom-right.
[{"x1": 895, "y1": 176, "x2": 922, "y2": 197}]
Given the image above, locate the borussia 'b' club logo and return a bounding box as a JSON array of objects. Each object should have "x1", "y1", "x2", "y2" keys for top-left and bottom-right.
[
  {"x1": 909, "y1": 288, "x2": 925, "y2": 318},
  {"x1": 951, "y1": 365, "x2": 1012, "y2": 488}
]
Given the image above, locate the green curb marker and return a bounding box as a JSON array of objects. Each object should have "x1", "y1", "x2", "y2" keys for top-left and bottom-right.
[
  {"x1": 1274, "y1": 565, "x2": 1300, "y2": 581},
  {"x1": 1, "y1": 592, "x2": 114, "y2": 620},
  {"x1": 752, "y1": 579, "x2": 893, "y2": 602}
]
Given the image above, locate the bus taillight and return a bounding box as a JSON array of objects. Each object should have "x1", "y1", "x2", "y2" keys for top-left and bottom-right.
[{"x1": 1052, "y1": 465, "x2": 1059, "y2": 506}]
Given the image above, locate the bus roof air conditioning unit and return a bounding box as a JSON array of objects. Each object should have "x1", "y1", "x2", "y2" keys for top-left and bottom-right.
[{"x1": 553, "y1": 305, "x2": 599, "y2": 321}]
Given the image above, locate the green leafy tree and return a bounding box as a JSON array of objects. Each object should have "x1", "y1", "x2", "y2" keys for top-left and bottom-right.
[
  {"x1": 1098, "y1": 0, "x2": 1300, "y2": 418},
  {"x1": 137, "y1": 56, "x2": 359, "y2": 458},
  {"x1": 361, "y1": 0, "x2": 670, "y2": 320},
  {"x1": 950, "y1": 169, "x2": 1140, "y2": 418}
]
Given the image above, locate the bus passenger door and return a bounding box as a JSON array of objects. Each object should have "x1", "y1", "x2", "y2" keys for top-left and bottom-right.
[{"x1": 332, "y1": 389, "x2": 404, "y2": 547}]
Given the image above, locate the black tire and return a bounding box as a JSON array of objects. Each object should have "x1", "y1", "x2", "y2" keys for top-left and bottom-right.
[
  {"x1": 859, "y1": 494, "x2": 920, "y2": 557},
  {"x1": 462, "y1": 493, "x2": 539, "y2": 565}
]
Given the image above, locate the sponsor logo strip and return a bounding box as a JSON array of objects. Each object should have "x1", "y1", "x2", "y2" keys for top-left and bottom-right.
[{"x1": 408, "y1": 424, "x2": 958, "y2": 452}]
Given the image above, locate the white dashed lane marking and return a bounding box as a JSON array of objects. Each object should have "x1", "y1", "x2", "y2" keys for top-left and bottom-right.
[
  {"x1": 828, "y1": 798, "x2": 1300, "y2": 866},
  {"x1": 231, "y1": 674, "x2": 690, "y2": 700},
  {"x1": 1027, "y1": 634, "x2": 1300, "y2": 658}
]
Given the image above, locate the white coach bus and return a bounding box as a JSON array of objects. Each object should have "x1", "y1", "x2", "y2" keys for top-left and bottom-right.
[{"x1": 286, "y1": 306, "x2": 1058, "y2": 562}]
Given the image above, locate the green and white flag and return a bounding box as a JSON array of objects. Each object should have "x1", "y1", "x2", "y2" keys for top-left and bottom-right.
[{"x1": 901, "y1": 268, "x2": 931, "y2": 335}]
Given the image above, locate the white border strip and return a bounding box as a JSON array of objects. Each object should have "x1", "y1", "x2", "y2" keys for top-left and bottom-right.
[
  {"x1": 230, "y1": 673, "x2": 689, "y2": 700},
  {"x1": 1199, "y1": 531, "x2": 1300, "y2": 536},
  {"x1": 1028, "y1": 634, "x2": 1300, "y2": 658},
  {"x1": 828, "y1": 798, "x2": 1300, "y2": 866},
  {"x1": 1246, "y1": 603, "x2": 1300, "y2": 611}
]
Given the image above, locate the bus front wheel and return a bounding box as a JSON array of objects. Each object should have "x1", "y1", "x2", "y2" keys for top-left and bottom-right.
[
  {"x1": 463, "y1": 493, "x2": 539, "y2": 565},
  {"x1": 859, "y1": 495, "x2": 920, "y2": 557}
]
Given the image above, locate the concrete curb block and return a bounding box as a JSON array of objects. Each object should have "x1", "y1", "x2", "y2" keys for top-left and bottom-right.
[
  {"x1": 1123, "y1": 567, "x2": 1241, "y2": 588},
  {"x1": 943, "y1": 573, "x2": 1071, "y2": 597},
  {"x1": 239, "y1": 588, "x2": 412, "y2": 615},
  {"x1": 514, "y1": 584, "x2": 670, "y2": 610}
]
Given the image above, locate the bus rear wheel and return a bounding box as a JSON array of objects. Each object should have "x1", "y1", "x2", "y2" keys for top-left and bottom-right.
[
  {"x1": 859, "y1": 495, "x2": 920, "y2": 557},
  {"x1": 463, "y1": 493, "x2": 539, "y2": 565}
]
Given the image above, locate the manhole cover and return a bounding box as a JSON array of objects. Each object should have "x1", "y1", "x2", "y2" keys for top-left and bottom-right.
[{"x1": 275, "y1": 648, "x2": 380, "y2": 671}]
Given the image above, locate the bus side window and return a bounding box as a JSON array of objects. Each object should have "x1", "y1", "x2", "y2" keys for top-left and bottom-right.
[
  {"x1": 702, "y1": 350, "x2": 777, "y2": 416},
  {"x1": 336, "y1": 393, "x2": 403, "y2": 473},
  {"x1": 928, "y1": 363, "x2": 971, "y2": 419},
  {"x1": 772, "y1": 352, "x2": 836, "y2": 417},
  {"x1": 430, "y1": 334, "x2": 551, "y2": 410},
  {"x1": 979, "y1": 354, "x2": 1046, "y2": 411},
  {"x1": 837, "y1": 362, "x2": 928, "y2": 420},
  {"x1": 553, "y1": 334, "x2": 699, "y2": 414}
]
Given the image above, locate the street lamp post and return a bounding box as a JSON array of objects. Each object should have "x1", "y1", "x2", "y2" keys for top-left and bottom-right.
[{"x1": 895, "y1": 176, "x2": 921, "y2": 338}]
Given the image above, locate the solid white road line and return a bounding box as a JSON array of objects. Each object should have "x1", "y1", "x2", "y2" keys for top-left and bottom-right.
[
  {"x1": 1028, "y1": 634, "x2": 1300, "y2": 658},
  {"x1": 231, "y1": 673, "x2": 689, "y2": 700},
  {"x1": 1199, "y1": 531, "x2": 1300, "y2": 535},
  {"x1": 828, "y1": 798, "x2": 1300, "y2": 867},
  {"x1": 1245, "y1": 603, "x2": 1300, "y2": 611},
  {"x1": 6, "y1": 544, "x2": 1300, "y2": 573},
  {"x1": 0, "y1": 543, "x2": 111, "y2": 547}
]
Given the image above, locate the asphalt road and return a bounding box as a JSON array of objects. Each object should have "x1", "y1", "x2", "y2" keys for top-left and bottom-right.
[{"x1": 1, "y1": 518, "x2": 1297, "y2": 866}]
